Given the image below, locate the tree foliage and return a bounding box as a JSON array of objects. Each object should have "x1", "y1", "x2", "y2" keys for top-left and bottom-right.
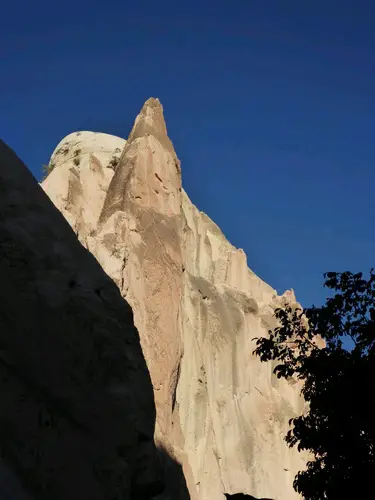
[
  {"x1": 253, "y1": 270, "x2": 375, "y2": 499},
  {"x1": 41, "y1": 162, "x2": 55, "y2": 180}
]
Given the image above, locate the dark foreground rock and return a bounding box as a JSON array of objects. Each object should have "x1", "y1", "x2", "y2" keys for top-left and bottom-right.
[{"x1": 0, "y1": 139, "x2": 165, "y2": 500}]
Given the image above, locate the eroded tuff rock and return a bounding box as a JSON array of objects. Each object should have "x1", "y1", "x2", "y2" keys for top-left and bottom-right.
[
  {"x1": 0, "y1": 139, "x2": 164, "y2": 500},
  {"x1": 43, "y1": 98, "x2": 308, "y2": 500}
]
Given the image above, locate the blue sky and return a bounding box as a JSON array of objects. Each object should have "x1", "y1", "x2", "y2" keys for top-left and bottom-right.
[{"x1": 2, "y1": 0, "x2": 374, "y2": 311}]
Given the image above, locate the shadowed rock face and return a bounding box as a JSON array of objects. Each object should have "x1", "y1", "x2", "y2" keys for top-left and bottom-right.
[
  {"x1": 0, "y1": 139, "x2": 165, "y2": 500},
  {"x1": 225, "y1": 493, "x2": 274, "y2": 500},
  {"x1": 42, "y1": 98, "x2": 308, "y2": 500}
]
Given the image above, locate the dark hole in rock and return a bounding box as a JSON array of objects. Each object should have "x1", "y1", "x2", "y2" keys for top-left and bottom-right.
[{"x1": 225, "y1": 493, "x2": 274, "y2": 500}]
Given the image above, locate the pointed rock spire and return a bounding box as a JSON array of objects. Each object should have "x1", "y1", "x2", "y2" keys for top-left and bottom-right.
[{"x1": 127, "y1": 97, "x2": 175, "y2": 154}]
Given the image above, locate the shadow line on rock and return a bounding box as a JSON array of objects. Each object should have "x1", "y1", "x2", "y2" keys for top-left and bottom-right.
[
  {"x1": 151, "y1": 446, "x2": 190, "y2": 500},
  {"x1": 225, "y1": 493, "x2": 274, "y2": 500}
]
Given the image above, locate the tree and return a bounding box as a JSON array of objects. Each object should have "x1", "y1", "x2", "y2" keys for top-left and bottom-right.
[
  {"x1": 253, "y1": 270, "x2": 375, "y2": 499},
  {"x1": 41, "y1": 161, "x2": 55, "y2": 180}
]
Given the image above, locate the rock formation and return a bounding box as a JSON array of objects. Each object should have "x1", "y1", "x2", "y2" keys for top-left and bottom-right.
[
  {"x1": 42, "y1": 98, "x2": 308, "y2": 500},
  {"x1": 0, "y1": 139, "x2": 165, "y2": 499}
]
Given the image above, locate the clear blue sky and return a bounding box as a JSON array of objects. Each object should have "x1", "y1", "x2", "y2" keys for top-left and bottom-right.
[{"x1": 2, "y1": 0, "x2": 374, "y2": 310}]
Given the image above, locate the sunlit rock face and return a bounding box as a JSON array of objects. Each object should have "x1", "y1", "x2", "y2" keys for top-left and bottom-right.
[{"x1": 43, "y1": 98, "x2": 307, "y2": 500}]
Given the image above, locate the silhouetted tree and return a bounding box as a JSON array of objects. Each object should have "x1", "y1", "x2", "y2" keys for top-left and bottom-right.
[{"x1": 253, "y1": 270, "x2": 375, "y2": 500}]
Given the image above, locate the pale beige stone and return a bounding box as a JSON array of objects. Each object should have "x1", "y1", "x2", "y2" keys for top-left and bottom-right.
[
  {"x1": 43, "y1": 99, "x2": 308, "y2": 499},
  {"x1": 42, "y1": 131, "x2": 126, "y2": 240}
]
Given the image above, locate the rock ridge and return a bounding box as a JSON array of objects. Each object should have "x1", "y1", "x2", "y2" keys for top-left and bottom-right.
[{"x1": 42, "y1": 98, "x2": 308, "y2": 500}]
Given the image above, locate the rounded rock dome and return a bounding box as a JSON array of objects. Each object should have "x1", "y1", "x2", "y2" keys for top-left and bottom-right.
[{"x1": 50, "y1": 131, "x2": 126, "y2": 169}]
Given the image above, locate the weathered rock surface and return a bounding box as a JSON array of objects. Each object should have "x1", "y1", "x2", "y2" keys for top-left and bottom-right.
[
  {"x1": 42, "y1": 131, "x2": 126, "y2": 238},
  {"x1": 43, "y1": 98, "x2": 308, "y2": 500},
  {"x1": 0, "y1": 139, "x2": 164, "y2": 499}
]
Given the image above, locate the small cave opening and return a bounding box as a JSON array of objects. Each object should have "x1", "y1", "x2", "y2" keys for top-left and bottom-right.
[{"x1": 224, "y1": 493, "x2": 274, "y2": 500}]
